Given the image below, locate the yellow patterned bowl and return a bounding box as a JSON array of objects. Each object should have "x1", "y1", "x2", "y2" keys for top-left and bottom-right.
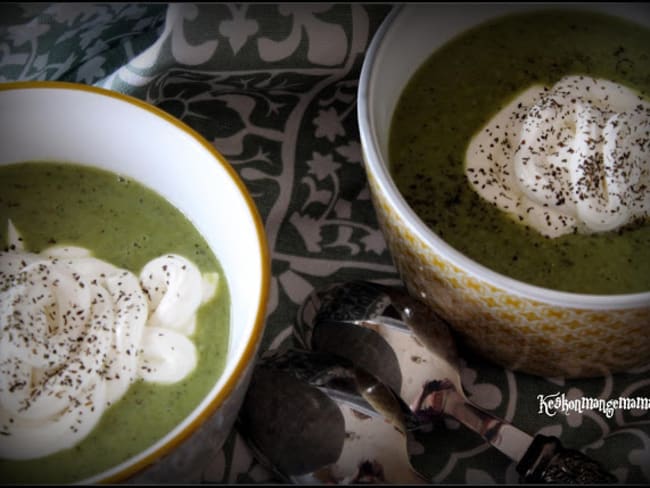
[{"x1": 357, "y1": 4, "x2": 650, "y2": 378}]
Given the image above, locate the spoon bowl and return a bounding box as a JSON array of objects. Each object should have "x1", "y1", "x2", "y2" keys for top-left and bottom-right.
[
  {"x1": 237, "y1": 347, "x2": 427, "y2": 484},
  {"x1": 295, "y1": 280, "x2": 463, "y2": 403}
]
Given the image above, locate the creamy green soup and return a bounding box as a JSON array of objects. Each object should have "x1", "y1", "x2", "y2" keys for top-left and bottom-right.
[
  {"x1": 389, "y1": 9, "x2": 650, "y2": 294},
  {"x1": 0, "y1": 161, "x2": 230, "y2": 483}
]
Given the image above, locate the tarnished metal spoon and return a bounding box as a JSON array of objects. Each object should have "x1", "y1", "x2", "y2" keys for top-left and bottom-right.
[
  {"x1": 238, "y1": 281, "x2": 617, "y2": 484},
  {"x1": 237, "y1": 347, "x2": 429, "y2": 484},
  {"x1": 294, "y1": 280, "x2": 618, "y2": 484}
]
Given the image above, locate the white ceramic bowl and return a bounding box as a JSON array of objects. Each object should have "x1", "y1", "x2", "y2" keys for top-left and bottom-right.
[
  {"x1": 0, "y1": 81, "x2": 270, "y2": 482},
  {"x1": 358, "y1": 3, "x2": 650, "y2": 378}
]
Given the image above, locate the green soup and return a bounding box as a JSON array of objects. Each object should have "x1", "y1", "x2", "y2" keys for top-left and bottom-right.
[
  {"x1": 389, "y1": 9, "x2": 650, "y2": 295},
  {"x1": 0, "y1": 161, "x2": 230, "y2": 483}
]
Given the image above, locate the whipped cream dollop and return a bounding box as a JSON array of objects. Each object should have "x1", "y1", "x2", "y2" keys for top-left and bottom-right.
[
  {"x1": 0, "y1": 220, "x2": 218, "y2": 460},
  {"x1": 465, "y1": 75, "x2": 650, "y2": 238}
]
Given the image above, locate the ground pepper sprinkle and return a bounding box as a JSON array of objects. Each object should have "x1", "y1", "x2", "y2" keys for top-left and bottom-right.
[{"x1": 465, "y1": 75, "x2": 650, "y2": 238}]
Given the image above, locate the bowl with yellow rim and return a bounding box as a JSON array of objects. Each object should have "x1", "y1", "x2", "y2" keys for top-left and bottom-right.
[
  {"x1": 0, "y1": 81, "x2": 270, "y2": 483},
  {"x1": 357, "y1": 3, "x2": 650, "y2": 378}
]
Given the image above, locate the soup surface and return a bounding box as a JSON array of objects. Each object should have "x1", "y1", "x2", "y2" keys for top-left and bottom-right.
[
  {"x1": 0, "y1": 162, "x2": 230, "y2": 483},
  {"x1": 389, "y1": 9, "x2": 650, "y2": 294}
]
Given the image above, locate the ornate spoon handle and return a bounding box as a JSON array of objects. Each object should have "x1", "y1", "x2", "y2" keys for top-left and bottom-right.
[
  {"x1": 415, "y1": 383, "x2": 617, "y2": 484},
  {"x1": 517, "y1": 434, "x2": 617, "y2": 484}
]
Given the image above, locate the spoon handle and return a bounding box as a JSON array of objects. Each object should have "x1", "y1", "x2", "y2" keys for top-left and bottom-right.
[
  {"x1": 415, "y1": 382, "x2": 536, "y2": 464},
  {"x1": 517, "y1": 434, "x2": 617, "y2": 484},
  {"x1": 415, "y1": 383, "x2": 617, "y2": 484}
]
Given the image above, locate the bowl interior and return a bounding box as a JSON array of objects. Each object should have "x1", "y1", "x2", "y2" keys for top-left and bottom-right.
[
  {"x1": 0, "y1": 82, "x2": 269, "y2": 480},
  {"x1": 358, "y1": 2, "x2": 650, "y2": 307}
]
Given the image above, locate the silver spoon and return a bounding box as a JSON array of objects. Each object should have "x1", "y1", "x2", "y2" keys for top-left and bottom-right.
[
  {"x1": 238, "y1": 281, "x2": 617, "y2": 484},
  {"x1": 294, "y1": 280, "x2": 617, "y2": 484},
  {"x1": 238, "y1": 347, "x2": 428, "y2": 484}
]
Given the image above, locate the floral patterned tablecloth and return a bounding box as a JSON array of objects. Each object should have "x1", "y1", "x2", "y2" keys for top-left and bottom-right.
[{"x1": 1, "y1": 3, "x2": 649, "y2": 484}]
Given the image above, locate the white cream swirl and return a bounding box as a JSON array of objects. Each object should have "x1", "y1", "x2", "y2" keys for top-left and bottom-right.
[
  {"x1": 0, "y1": 222, "x2": 218, "y2": 460},
  {"x1": 465, "y1": 75, "x2": 650, "y2": 237}
]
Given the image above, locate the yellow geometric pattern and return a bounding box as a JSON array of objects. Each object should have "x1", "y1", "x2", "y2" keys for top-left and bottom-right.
[{"x1": 366, "y1": 173, "x2": 650, "y2": 378}]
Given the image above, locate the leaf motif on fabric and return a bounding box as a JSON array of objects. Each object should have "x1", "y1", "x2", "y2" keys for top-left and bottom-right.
[
  {"x1": 76, "y1": 56, "x2": 106, "y2": 84},
  {"x1": 6, "y1": 20, "x2": 49, "y2": 47},
  {"x1": 307, "y1": 152, "x2": 342, "y2": 181},
  {"x1": 242, "y1": 167, "x2": 275, "y2": 183},
  {"x1": 48, "y1": 3, "x2": 98, "y2": 25},
  {"x1": 326, "y1": 226, "x2": 360, "y2": 255},
  {"x1": 0, "y1": 51, "x2": 28, "y2": 69},
  {"x1": 314, "y1": 107, "x2": 346, "y2": 142},
  {"x1": 289, "y1": 212, "x2": 324, "y2": 252},
  {"x1": 300, "y1": 177, "x2": 333, "y2": 209},
  {"x1": 361, "y1": 230, "x2": 387, "y2": 255},
  {"x1": 120, "y1": 4, "x2": 151, "y2": 21},
  {"x1": 336, "y1": 141, "x2": 362, "y2": 163},
  {"x1": 85, "y1": 39, "x2": 109, "y2": 58}
]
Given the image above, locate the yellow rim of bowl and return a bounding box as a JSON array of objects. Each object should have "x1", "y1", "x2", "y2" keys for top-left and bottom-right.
[{"x1": 0, "y1": 80, "x2": 271, "y2": 483}]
